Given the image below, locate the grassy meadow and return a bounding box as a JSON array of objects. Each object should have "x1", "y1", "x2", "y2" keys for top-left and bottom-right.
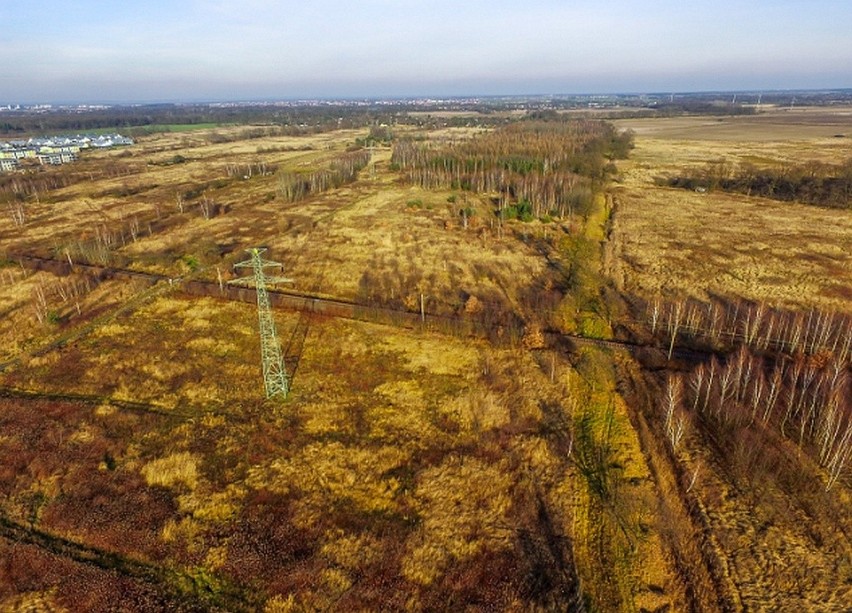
[
  {"x1": 0, "y1": 118, "x2": 683, "y2": 610},
  {"x1": 610, "y1": 109, "x2": 852, "y2": 312},
  {"x1": 610, "y1": 106, "x2": 852, "y2": 612}
]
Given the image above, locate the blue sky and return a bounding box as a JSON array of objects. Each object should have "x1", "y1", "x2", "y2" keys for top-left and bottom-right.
[{"x1": 2, "y1": 0, "x2": 851, "y2": 103}]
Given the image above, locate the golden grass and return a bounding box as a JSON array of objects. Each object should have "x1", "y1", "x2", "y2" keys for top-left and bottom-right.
[
  {"x1": 4, "y1": 123, "x2": 545, "y2": 311},
  {"x1": 439, "y1": 389, "x2": 511, "y2": 432},
  {"x1": 401, "y1": 455, "x2": 514, "y2": 585},
  {"x1": 0, "y1": 127, "x2": 365, "y2": 273},
  {"x1": 263, "y1": 594, "x2": 298, "y2": 613},
  {"x1": 0, "y1": 590, "x2": 63, "y2": 612},
  {"x1": 261, "y1": 180, "x2": 546, "y2": 309},
  {"x1": 0, "y1": 270, "x2": 153, "y2": 363},
  {"x1": 608, "y1": 105, "x2": 852, "y2": 611},
  {"x1": 250, "y1": 441, "x2": 408, "y2": 521},
  {"x1": 613, "y1": 106, "x2": 852, "y2": 143},
  {"x1": 320, "y1": 529, "x2": 383, "y2": 571},
  {"x1": 179, "y1": 485, "x2": 244, "y2": 522},
  {"x1": 377, "y1": 331, "x2": 481, "y2": 377},
  {"x1": 0, "y1": 270, "x2": 59, "y2": 359},
  {"x1": 610, "y1": 113, "x2": 852, "y2": 312},
  {"x1": 1, "y1": 293, "x2": 263, "y2": 409},
  {"x1": 0, "y1": 121, "x2": 689, "y2": 609},
  {"x1": 142, "y1": 451, "x2": 200, "y2": 490}
]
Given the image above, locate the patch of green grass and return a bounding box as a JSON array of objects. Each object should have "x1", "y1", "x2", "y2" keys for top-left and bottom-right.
[
  {"x1": 181, "y1": 255, "x2": 200, "y2": 272},
  {"x1": 138, "y1": 123, "x2": 222, "y2": 133}
]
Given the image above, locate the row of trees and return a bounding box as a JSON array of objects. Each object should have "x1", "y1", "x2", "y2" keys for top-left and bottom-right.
[
  {"x1": 646, "y1": 294, "x2": 852, "y2": 489},
  {"x1": 66, "y1": 221, "x2": 137, "y2": 266},
  {"x1": 644, "y1": 296, "x2": 852, "y2": 361},
  {"x1": 65, "y1": 190, "x2": 230, "y2": 266},
  {"x1": 0, "y1": 103, "x2": 415, "y2": 138},
  {"x1": 1, "y1": 160, "x2": 141, "y2": 224},
  {"x1": 224, "y1": 161, "x2": 277, "y2": 179},
  {"x1": 30, "y1": 274, "x2": 97, "y2": 324},
  {"x1": 392, "y1": 119, "x2": 633, "y2": 220},
  {"x1": 663, "y1": 347, "x2": 851, "y2": 490},
  {"x1": 667, "y1": 158, "x2": 852, "y2": 209},
  {"x1": 276, "y1": 150, "x2": 370, "y2": 203}
]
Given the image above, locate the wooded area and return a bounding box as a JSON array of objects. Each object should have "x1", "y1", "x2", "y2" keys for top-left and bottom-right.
[
  {"x1": 392, "y1": 118, "x2": 633, "y2": 219},
  {"x1": 666, "y1": 158, "x2": 852, "y2": 209}
]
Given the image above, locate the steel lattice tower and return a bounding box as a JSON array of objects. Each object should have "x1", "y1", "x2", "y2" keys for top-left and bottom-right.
[{"x1": 231, "y1": 248, "x2": 293, "y2": 399}]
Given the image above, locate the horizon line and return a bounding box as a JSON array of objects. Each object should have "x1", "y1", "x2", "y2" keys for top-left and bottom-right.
[{"x1": 4, "y1": 87, "x2": 852, "y2": 108}]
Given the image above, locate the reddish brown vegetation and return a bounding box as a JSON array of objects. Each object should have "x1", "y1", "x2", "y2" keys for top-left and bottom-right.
[{"x1": 0, "y1": 540, "x2": 181, "y2": 612}]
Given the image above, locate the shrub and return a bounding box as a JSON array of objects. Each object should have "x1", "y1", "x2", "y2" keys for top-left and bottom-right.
[{"x1": 182, "y1": 255, "x2": 200, "y2": 272}]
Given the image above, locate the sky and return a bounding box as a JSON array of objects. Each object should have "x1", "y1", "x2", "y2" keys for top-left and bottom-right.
[{"x1": 2, "y1": 0, "x2": 851, "y2": 104}]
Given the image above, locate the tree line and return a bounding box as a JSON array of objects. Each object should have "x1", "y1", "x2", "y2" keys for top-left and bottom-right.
[
  {"x1": 276, "y1": 150, "x2": 370, "y2": 203},
  {"x1": 664, "y1": 346, "x2": 851, "y2": 490},
  {"x1": 643, "y1": 295, "x2": 852, "y2": 490},
  {"x1": 642, "y1": 295, "x2": 851, "y2": 362},
  {"x1": 665, "y1": 158, "x2": 852, "y2": 209},
  {"x1": 1, "y1": 103, "x2": 498, "y2": 138},
  {"x1": 0, "y1": 104, "x2": 362, "y2": 136},
  {"x1": 1, "y1": 161, "x2": 143, "y2": 227}
]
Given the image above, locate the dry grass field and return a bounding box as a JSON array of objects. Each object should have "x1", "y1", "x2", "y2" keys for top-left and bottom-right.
[
  {"x1": 1, "y1": 107, "x2": 850, "y2": 611},
  {"x1": 0, "y1": 120, "x2": 686, "y2": 610},
  {"x1": 609, "y1": 106, "x2": 852, "y2": 612},
  {"x1": 610, "y1": 107, "x2": 852, "y2": 312}
]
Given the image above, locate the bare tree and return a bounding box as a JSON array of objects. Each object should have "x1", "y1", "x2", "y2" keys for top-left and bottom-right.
[
  {"x1": 717, "y1": 364, "x2": 735, "y2": 422},
  {"x1": 6, "y1": 200, "x2": 26, "y2": 227},
  {"x1": 691, "y1": 363, "x2": 706, "y2": 413},
  {"x1": 199, "y1": 196, "x2": 214, "y2": 220},
  {"x1": 649, "y1": 298, "x2": 661, "y2": 335},
  {"x1": 748, "y1": 365, "x2": 766, "y2": 426},
  {"x1": 763, "y1": 360, "x2": 785, "y2": 423},
  {"x1": 664, "y1": 375, "x2": 686, "y2": 450},
  {"x1": 825, "y1": 420, "x2": 852, "y2": 491},
  {"x1": 32, "y1": 284, "x2": 48, "y2": 324},
  {"x1": 666, "y1": 300, "x2": 685, "y2": 359}
]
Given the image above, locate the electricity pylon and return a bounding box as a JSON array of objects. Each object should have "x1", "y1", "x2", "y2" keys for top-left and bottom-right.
[{"x1": 230, "y1": 248, "x2": 293, "y2": 399}]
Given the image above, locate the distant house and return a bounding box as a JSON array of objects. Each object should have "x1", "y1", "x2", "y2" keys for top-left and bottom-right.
[
  {"x1": 90, "y1": 134, "x2": 134, "y2": 148},
  {"x1": 38, "y1": 145, "x2": 80, "y2": 155},
  {"x1": 0, "y1": 158, "x2": 20, "y2": 172},
  {"x1": 8, "y1": 148, "x2": 36, "y2": 159},
  {"x1": 0, "y1": 132, "x2": 132, "y2": 168},
  {"x1": 38, "y1": 152, "x2": 77, "y2": 165},
  {"x1": 38, "y1": 145, "x2": 81, "y2": 155}
]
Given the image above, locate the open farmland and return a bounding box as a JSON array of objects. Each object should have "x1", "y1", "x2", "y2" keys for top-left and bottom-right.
[
  {"x1": 0, "y1": 106, "x2": 850, "y2": 612},
  {"x1": 610, "y1": 108, "x2": 852, "y2": 311}
]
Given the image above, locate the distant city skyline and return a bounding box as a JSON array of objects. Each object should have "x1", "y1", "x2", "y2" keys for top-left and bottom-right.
[{"x1": 2, "y1": 0, "x2": 851, "y2": 104}]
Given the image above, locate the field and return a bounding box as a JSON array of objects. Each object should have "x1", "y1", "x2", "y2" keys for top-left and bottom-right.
[
  {"x1": 0, "y1": 106, "x2": 850, "y2": 611},
  {"x1": 610, "y1": 109, "x2": 852, "y2": 311},
  {"x1": 610, "y1": 106, "x2": 852, "y2": 612},
  {"x1": 0, "y1": 119, "x2": 678, "y2": 611}
]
